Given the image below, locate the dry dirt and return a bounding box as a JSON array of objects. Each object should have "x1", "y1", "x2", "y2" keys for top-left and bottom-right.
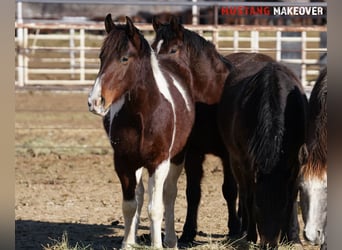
[{"x1": 15, "y1": 90, "x2": 319, "y2": 250}]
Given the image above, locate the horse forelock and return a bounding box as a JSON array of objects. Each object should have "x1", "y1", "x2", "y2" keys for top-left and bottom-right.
[
  {"x1": 102, "y1": 24, "x2": 151, "y2": 60},
  {"x1": 301, "y1": 156, "x2": 327, "y2": 180},
  {"x1": 102, "y1": 26, "x2": 128, "y2": 60},
  {"x1": 302, "y1": 69, "x2": 327, "y2": 181}
]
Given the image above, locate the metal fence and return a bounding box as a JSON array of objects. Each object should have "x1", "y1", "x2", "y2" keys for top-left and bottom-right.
[
  {"x1": 15, "y1": 0, "x2": 327, "y2": 88},
  {"x1": 15, "y1": 22, "x2": 327, "y2": 87}
]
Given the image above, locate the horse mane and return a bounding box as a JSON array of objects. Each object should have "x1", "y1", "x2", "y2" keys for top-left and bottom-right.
[
  {"x1": 183, "y1": 29, "x2": 234, "y2": 70},
  {"x1": 183, "y1": 29, "x2": 215, "y2": 56},
  {"x1": 244, "y1": 62, "x2": 286, "y2": 174},
  {"x1": 302, "y1": 67, "x2": 327, "y2": 179}
]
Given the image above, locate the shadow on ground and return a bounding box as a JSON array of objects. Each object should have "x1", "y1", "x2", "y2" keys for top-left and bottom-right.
[{"x1": 15, "y1": 219, "x2": 125, "y2": 250}]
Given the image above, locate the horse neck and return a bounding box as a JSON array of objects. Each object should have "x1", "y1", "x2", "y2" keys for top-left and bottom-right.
[
  {"x1": 125, "y1": 56, "x2": 162, "y2": 110},
  {"x1": 189, "y1": 49, "x2": 229, "y2": 104}
]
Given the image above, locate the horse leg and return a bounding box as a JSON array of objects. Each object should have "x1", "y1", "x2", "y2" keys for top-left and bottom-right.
[
  {"x1": 179, "y1": 149, "x2": 205, "y2": 243},
  {"x1": 245, "y1": 184, "x2": 257, "y2": 243},
  {"x1": 229, "y1": 156, "x2": 248, "y2": 239},
  {"x1": 163, "y1": 162, "x2": 184, "y2": 248},
  {"x1": 116, "y1": 166, "x2": 143, "y2": 249},
  {"x1": 220, "y1": 151, "x2": 241, "y2": 238},
  {"x1": 280, "y1": 194, "x2": 301, "y2": 244},
  {"x1": 148, "y1": 158, "x2": 171, "y2": 248},
  {"x1": 233, "y1": 158, "x2": 256, "y2": 243}
]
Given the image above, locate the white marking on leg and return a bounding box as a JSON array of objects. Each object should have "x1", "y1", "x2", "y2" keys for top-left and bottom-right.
[
  {"x1": 135, "y1": 167, "x2": 144, "y2": 225},
  {"x1": 171, "y1": 75, "x2": 191, "y2": 111},
  {"x1": 156, "y1": 39, "x2": 164, "y2": 54},
  {"x1": 163, "y1": 162, "x2": 184, "y2": 248},
  {"x1": 148, "y1": 158, "x2": 171, "y2": 248},
  {"x1": 121, "y1": 168, "x2": 145, "y2": 249},
  {"x1": 150, "y1": 50, "x2": 176, "y2": 153},
  {"x1": 122, "y1": 199, "x2": 138, "y2": 249}
]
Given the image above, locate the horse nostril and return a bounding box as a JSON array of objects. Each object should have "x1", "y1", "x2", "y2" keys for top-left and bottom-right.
[
  {"x1": 100, "y1": 96, "x2": 105, "y2": 106},
  {"x1": 317, "y1": 229, "x2": 324, "y2": 242}
]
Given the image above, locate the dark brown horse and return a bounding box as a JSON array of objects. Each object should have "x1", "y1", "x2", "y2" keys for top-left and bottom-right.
[
  {"x1": 218, "y1": 60, "x2": 308, "y2": 248},
  {"x1": 152, "y1": 15, "x2": 278, "y2": 245},
  {"x1": 151, "y1": 16, "x2": 241, "y2": 244},
  {"x1": 88, "y1": 15, "x2": 195, "y2": 248},
  {"x1": 299, "y1": 67, "x2": 327, "y2": 250}
]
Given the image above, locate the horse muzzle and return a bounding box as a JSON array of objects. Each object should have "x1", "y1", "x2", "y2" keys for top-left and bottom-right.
[
  {"x1": 88, "y1": 95, "x2": 109, "y2": 116},
  {"x1": 303, "y1": 228, "x2": 325, "y2": 246}
]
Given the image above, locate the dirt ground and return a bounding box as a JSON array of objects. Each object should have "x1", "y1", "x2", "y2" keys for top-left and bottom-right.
[{"x1": 15, "y1": 90, "x2": 319, "y2": 250}]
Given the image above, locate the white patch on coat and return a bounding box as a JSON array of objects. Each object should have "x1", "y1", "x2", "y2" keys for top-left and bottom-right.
[
  {"x1": 171, "y1": 75, "x2": 191, "y2": 111},
  {"x1": 156, "y1": 39, "x2": 164, "y2": 54},
  {"x1": 150, "y1": 50, "x2": 176, "y2": 153},
  {"x1": 108, "y1": 95, "x2": 125, "y2": 139}
]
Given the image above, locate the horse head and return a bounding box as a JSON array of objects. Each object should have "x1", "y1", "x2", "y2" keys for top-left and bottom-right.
[
  {"x1": 299, "y1": 159, "x2": 327, "y2": 246},
  {"x1": 151, "y1": 14, "x2": 230, "y2": 104},
  {"x1": 299, "y1": 144, "x2": 327, "y2": 246},
  {"x1": 299, "y1": 67, "x2": 327, "y2": 247},
  {"x1": 151, "y1": 15, "x2": 184, "y2": 56},
  {"x1": 88, "y1": 14, "x2": 150, "y2": 116}
]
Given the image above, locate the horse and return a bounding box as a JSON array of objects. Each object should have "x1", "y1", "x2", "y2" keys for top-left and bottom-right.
[
  {"x1": 151, "y1": 15, "x2": 242, "y2": 244},
  {"x1": 217, "y1": 60, "x2": 308, "y2": 248},
  {"x1": 88, "y1": 15, "x2": 195, "y2": 249},
  {"x1": 299, "y1": 67, "x2": 327, "y2": 250},
  {"x1": 152, "y1": 15, "x2": 281, "y2": 244}
]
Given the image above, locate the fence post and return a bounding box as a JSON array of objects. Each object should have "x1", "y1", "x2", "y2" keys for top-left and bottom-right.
[
  {"x1": 16, "y1": 0, "x2": 25, "y2": 87},
  {"x1": 301, "y1": 31, "x2": 307, "y2": 86},
  {"x1": 70, "y1": 28, "x2": 75, "y2": 78},
  {"x1": 251, "y1": 30, "x2": 259, "y2": 53},
  {"x1": 79, "y1": 28, "x2": 85, "y2": 82},
  {"x1": 233, "y1": 30, "x2": 239, "y2": 53},
  {"x1": 192, "y1": 0, "x2": 198, "y2": 25}
]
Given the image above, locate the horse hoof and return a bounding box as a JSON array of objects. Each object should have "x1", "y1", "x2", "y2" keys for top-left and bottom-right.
[{"x1": 178, "y1": 234, "x2": 196, "y2": 245}]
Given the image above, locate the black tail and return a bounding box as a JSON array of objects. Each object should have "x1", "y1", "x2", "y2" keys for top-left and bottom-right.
[{"x1": 246, "y1": 63, "x2": 288, "y2": 174}]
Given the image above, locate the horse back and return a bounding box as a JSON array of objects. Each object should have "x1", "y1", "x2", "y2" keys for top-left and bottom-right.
[{"x1": 219, "y1": 62, "x2": 308, "y2": 174}]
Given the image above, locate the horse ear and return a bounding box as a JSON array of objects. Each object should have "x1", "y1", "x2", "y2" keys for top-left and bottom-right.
[
  {"x1": 169, "y1": 15, "x2": 183, "y2": 38},
  {"x1": 298, "y1": 144, "x2": 309, "y2": 166},
  {"x1": 105, "y1": 13, "x2": 116, "y2": 34},
  {"x1": 152, "y1": 16, "x2": 161, "y2": 32},
  {"x1": 125, "y1": 16, "x2": 137, "y2": 37},
  {"x1": 125, "y1": 16, "x2": 141, "y2": 50}
]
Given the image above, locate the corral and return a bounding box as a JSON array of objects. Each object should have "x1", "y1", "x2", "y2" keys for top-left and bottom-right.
[{"x1": 15, "y1": 1, "x2": 326, "y2": 249}]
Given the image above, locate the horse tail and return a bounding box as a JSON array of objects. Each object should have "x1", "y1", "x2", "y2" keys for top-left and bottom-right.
[{"x1": 247, "y1": 62, "x2": 288, "y2": 174}]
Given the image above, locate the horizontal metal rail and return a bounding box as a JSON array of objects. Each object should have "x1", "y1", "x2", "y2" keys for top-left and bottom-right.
[{"x1": 15, "y1": 22, "x2": 327, "y2": 87}]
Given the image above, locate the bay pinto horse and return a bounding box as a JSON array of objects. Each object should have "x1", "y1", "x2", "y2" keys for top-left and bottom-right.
[
  {"x1": 218, "y1": 60, "x2": 308, "y2": 248},
  {"x1": 88, "y1": 15, "x2": 195, "y2": 248},
  {"x1": 151, "y1": 16, "x2": 241, "y2": 244},
  {"x1": 299, "y1": 67, "x2": 327, "y2": 250}
]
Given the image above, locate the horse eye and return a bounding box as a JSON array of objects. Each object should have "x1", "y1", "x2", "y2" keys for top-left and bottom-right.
[
  {"x1": 170, "y1": 47, "x2": 178, "y2": 54},
  {"x1": 120, "y1": 56, "x2": 129, "y2": 63}
]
